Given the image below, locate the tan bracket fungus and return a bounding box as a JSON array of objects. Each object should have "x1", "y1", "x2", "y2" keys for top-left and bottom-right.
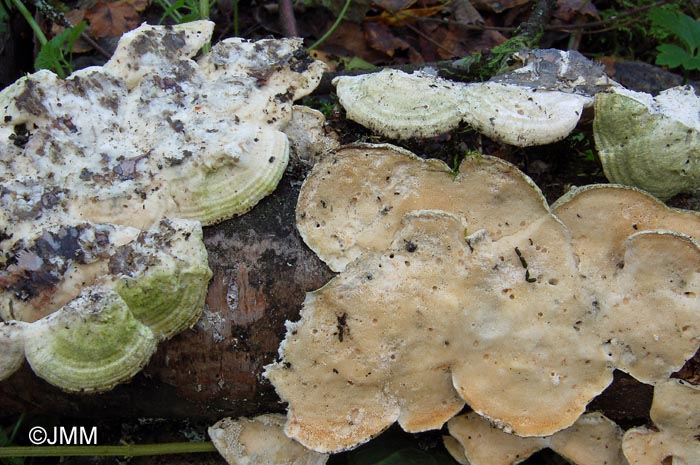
[
  {"x1": 594, "y1": 86, "x2": 700, "y2": 200},
  {"x1": 552, "y1": 185, "x2": 700, "y2": 383},
  {"x1": 622, "y1": 379, "x2": 700, "y2": 465},
  {"x1": 265, "y1": 144, "x2": 700, "y2": 453},
  {"x1": 209, "y1": 414, "x2": 329, "y2": 465},
  {"x1": 333, "y1": 50, "x2": 616, "y2": 146},
  {"x1": 445, "y1": 412, "x2": 628, "y2": 465}
]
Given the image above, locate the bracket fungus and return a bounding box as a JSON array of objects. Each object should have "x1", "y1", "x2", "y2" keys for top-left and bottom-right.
[
  {"x1": 622, "y1": 379, "x2": 700, "y2": 465},
  {"x1": 0, "y1": 21, "x2": 326, "y2": 232},
  {"x1": 265, "y1": 144, "x2": 700, "y2": 453},
  {"x1": 593, "y1": 86, "x2": 700, "y2": 200},
  {"x1": 0, "y1": 321, "x2": 25, "y2": 381},
  {"x1": 444, "y1": 412, "x2": 628, "y2": 465},
  {"x1": 0, "y1": 23, "x2": 328, "y2": 391},
  {"x1": 333, "y1": 50, "x2": 616, "y2": 146},
  {"x1": 209, "y1": 414, "x2": 329, "y2": 465}
]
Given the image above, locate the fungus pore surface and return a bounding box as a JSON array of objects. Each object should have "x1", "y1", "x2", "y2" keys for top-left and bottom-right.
[
  {"x1": 266, "y1": 144, "x2": 700, "y2": 453},
  {"x1": 209, "y1": 414, "x2": 329, "y2": 465},
  {"x1": 445, "y1": 412, "x2": 628, "y2": 465},
  {"x1": 622, "y1": 379, "x2": 700, "y2": 465}
]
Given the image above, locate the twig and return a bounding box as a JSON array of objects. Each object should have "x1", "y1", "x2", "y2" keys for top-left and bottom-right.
[
  {"x1": 404, "y1": 22, "x2": 455, "y2": 56},
  {"x1": 550, "y1": 0, "x2": 673, "y2": 31},
  {"x1": 279, "y1": 0, "x2": 298, "y2": 37},
  {"x1": 520, "y1": 0, "x2": 555, "y2": 41},
  {"x1": 400, "y1": 0, "x2": 674, "y2": 34},
  {"x1": 34, "y1": 0, "x2": 111, "y2": 59}
]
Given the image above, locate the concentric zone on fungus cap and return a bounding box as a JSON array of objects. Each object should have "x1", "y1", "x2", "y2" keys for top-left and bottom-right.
[{"x1": 265, "y1": 144, "x2": 700, "y2": 453}]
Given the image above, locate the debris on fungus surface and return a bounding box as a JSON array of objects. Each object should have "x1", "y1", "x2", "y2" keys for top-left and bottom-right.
[
  {"x1": 333, "y1": 50, "x2": 616, "y2": 146},
  {"x1": 444, "y1": 411, "x2": 628, "y2": 465},
  {"x1": 0, "y1": 21, "x2": 326, "y2": 233},
  {"x1": 594, "y1": 86, "x2": 700, "y2": 200},
  {"x1": 622, "y1": 379, "x2": 700, "y2": 465},
  {"x1": 265, "y1": 144, "x2": 700, "y2": 453},
  {"x1": 0, "y1": 219, "x2": 211, "y2": 392},
  {"x1": 209, "y1": 414, "x2": 329, "y2": 465}
]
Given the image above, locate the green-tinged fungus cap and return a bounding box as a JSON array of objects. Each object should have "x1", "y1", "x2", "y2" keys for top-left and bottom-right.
[
  {"x1": 594, "y1": 86, "x2": 700, "y2": 200},
  {"x1": 333, "y1": 69, "x2": 468, "y2": 139},
  {"x1": 114, "y1": 218, "x2": 212, "y2": 339},
  {"x1": 209, "y1": 414, "x2": 329, "y2": 465},
  {"x1": 23, "y1": 287, "x2": 157, "y2": 393},
  {"x1": 0, "y1": 219, "x2": 211, "y2": 391}
]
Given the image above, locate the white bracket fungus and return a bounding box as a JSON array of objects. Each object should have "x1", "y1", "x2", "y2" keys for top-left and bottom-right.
[
  {"x1": 209, "y1": 414, "x2": 329, "y2": 465},
  {"x1": 0, "y1": 21, "x2": 326, "y2": 234},
  {"x1": 622, "y1": 379, "x2": 700, "y2": 465},
  {"x1": 445, "y1": 412, "x2": 628, "y2": 465},
  {"x1": 1, "y1": 23, "x2": 327, "y2": 391},
  {"x1": 265, "y1": 144, "x2": 700, "y2": 453},
  {"x1": 0, "y1": 321, "x2": 25, "y2": 380},
  {"x1": 594, "y1": 86, "x2": 700, "y2": 200},
  {"x1": 333, "y1": 50, "x2": 616, "y2": 146}
]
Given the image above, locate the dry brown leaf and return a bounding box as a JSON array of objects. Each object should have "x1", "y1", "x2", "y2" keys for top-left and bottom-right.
[
  {"x1": 125, "y1": 0, "x2": 150, "y2": 13},
  {"x1": 314, "y1": 21, "x2": 387, "y2": 64},
  {"x1": 372, "y1": 0, "x2": 415, "y2": 13},
  {"x1": 472, "y1": 0, "x2": 530, "y2": 14},
  {"x1": 364, "y1": 22, "x2": 411, "y2": 57},
  {"x1": 49, "y1": 9, "x2": 93, "y2": 53},
  {"x1": 366, "y1": 5, "x2": 446, "y2": 26},
  {"x1": 554, "y1": 0, "x2": 599, "y2": 22},
  {"x1": 85, "y1": 1, "x2": 141, "y2": 39}
]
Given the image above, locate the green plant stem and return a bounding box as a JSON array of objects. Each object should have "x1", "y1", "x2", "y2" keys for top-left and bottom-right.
[
  {"x1": 233, "y1": 0, "x2": 238, "y2": 36},
  {"x1": 308, "y1": 0, "x2": 351, "y2": 51},
  {"x1": 0, "y1": 441, "x2": 217, "y2": 458},
  {"x1": 10, "y1": 0, "x2": 47, "y2": 45},
  {"x1": 200, "y1": 0, "x2": 210, "y2": 53}
]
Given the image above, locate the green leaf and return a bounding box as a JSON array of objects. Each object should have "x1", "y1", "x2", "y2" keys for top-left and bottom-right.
[
  {"x1": 0, "y1": 1, "x2": 9, "y2": 34},
  {"x1": 649, "y1": 9, "x2": 700, "y2": 55},
  {"x1": 656, "y1": 43, "x2": 694, "y2": 69},
  {"x1": 34, "y1": 22, "x2": 86, "y2": 78}
]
